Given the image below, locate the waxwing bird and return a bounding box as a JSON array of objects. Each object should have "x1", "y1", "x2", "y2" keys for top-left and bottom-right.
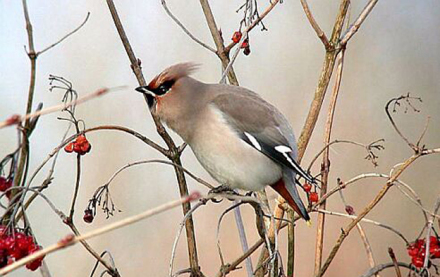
[{"x1": 136, "y1": 63, "x2": 314, "y2": 221}]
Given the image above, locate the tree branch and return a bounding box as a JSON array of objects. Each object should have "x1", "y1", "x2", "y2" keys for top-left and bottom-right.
[{"x1": 104, "y1": 1, "x2": 201, "y2": 274}]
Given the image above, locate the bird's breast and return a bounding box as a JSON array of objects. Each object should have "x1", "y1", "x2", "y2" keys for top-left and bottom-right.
[{"x1": 190, "y1": 106, "x2": 282, "y2": 191}]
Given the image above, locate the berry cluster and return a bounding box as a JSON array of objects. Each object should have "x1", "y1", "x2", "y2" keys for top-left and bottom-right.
[
  {"x1": 231, "y1": 31, "x2": 251, "y2": 56},
  {"x1": 64, "y1": 135, "x2": 91, "y2": 155},
  {"x1": 303, "y1": 182, "x2": 319, "y2": 203},
  {"x1": 0, "y1": 226, "x2": 44, "y2": 271},
  {"x1": 407, "y1": 236, "x2": 440, "y2": 268}
]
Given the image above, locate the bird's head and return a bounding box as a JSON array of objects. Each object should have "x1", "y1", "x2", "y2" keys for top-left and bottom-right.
[{"x1": 135, "y1": 62, "x2": 199, "y2": 109}]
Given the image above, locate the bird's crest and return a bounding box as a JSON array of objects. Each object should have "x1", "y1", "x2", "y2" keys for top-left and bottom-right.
[{"x1": 148, "y1": 62, "x2": 199, "y2": 90}]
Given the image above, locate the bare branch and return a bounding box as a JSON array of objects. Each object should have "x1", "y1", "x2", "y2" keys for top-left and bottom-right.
[
  {"x1": 0, "y1": 87, "x2": 120, "y2": 129},
  {"x1": 338, "y1": 191, "x2": 379, "y2": 276},
  {"x1": 313, "y1": 49, "x2": 345, "y2": 275},
  {"x1": 101, "y1": 159, "x2": 214, "y2": 190},
  {"x1": 307, "y1": 139, "x2": 385, "y2": 171},
  {"x1": 316, "y1": 149, "x2": 439, "y2": 277},
  {"x1": 360, "y1": 262, "x2": 418, "y2": 277},
  {"x1": 199, "y1": 0, "x2": 239, "y2": 85},
  {"x1": 37, "y1": 13, "x2": 90, "y2": 56},
  {"x1": 161, "y1": 0, "x2": 216, "y2": 53},
  {"x1": 0, "y1": 193, "x2": 201, "y2": 275},
  {"x1": 388, "y1": 248, "x2": 402, "y2": 277},
  {"x1": 317, "y1": 209, "x2": 408, "y2": 244},
  {"x1": 299, "y1": 0, "x2": 331, "y2": 50},
  {"x1": 105, "y1": 2, "x2": 200, "y2": 273},
  {"x1": 385, "y1": 93, "x2": 423, "y2": 152},
  {"x1": 340, "y1": 0, "x2": 379, "y2": 45}
]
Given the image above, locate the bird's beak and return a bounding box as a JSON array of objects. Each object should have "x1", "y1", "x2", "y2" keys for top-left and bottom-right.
[{"x1": 135, "y1": 86, "x2": 156, "y2": 109}]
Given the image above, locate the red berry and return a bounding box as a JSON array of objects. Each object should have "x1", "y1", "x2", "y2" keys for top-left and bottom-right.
[
  {"x1": 4, "y1": 237, "x2": 15, "y2": 252},
  {"x1": 0, "y1": 178, "x2": 12, "y2": 192},
  {"x1": 76, "y1": 135, "x2": 87, "y2": 144},
  {"x1": 407, "y1": 244, "x2": 419, "y2": 257},
  {"x1": 412, "y1": 256, "x2": 424, "y2": 268},
  {"x1": 430, "y1": 245, "x2": 440, "y2": 258},
  {"x1": 231, "y1": 31, "x2": 242, "y2": 43},
  {"x1": 26, "y1": 259, "x2": 42, "y2": 271},
  {"x1": 430, "y1": 236, "x2": 438, "y2": 245},
  {"x1": 64, "y1": 142, "x2": 74, "y2": 153},
  {"x1": 79, "y1": 141, "x2": 91, "y2": 155},
  {"x1": 83, "y1": 209, "x2": 94, "y2": 223},
  {"x1": 309, "y1": 192, "x2": 319, "y2": 203},
  {"x1": 243, "y1": 46, "x2": 251, "y2": 56},
  {"x1": 0, "y1": 250, "x2": 7, "y2": 268},
  {"x1": 73, "y1": 142, "x2": 82, "y2": 153},
  {"x1": 241, "y1": 38, "x2": 249, "y2": 49},
  {"x1": 303, "y1": 183, "x2": 312, "y2": 192}
]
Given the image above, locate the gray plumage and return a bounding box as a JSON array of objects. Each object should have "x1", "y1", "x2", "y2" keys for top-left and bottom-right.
[{"x1": 136, "y1": 63, "x2": 312, "y2": 220}]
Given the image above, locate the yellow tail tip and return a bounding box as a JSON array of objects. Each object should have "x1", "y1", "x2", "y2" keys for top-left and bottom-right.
[{"x1": 306, "y1": 220, "x2": 312, "y2": 227}]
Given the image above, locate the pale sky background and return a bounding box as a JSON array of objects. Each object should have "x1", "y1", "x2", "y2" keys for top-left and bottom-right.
[{"x1": 1, "y1": 0, "x2": 440, "y2": 276}]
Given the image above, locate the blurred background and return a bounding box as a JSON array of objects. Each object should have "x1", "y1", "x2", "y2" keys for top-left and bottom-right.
[{"x1": 1, "y1": 0, "x2": 440, "y2": 276}]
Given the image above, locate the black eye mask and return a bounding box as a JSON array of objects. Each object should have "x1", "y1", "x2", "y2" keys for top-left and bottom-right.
[{"x1": 152, "y1": 80, "x2": 175, "y2": 96}]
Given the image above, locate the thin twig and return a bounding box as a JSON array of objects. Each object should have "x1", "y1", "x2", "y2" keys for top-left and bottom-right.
[
  {"x1": 161, "y1": 0, "x2": 216, "y2": 53},
  {"x1": 387, "y1": 248, "x2": 402, "y2": 277},
  {"x1": 68, "y1": 153, "x2": 82, "y2": 221},
  {"x1": 37, "y1": 13, "x2": 90, "y2": 56},
  {"x1": 102, "y1": 159, "x2": 214, "y2": 190},
  {"x1": 385, "y1": 94, "x2": 422, "y2": 152},
  {"x1": 317, "y1": 209, "x2": 408, "y2": 244},
  {"x1": 233, "y1": 201, "x2": 254, "y2": 277},
  {"x1": 340, "y1": 0, "x2": 379, "y2": 45},
  {"x1": 199, "y1": 0, "x2": 239, "y2": 85},
  {"x1": 307, "y1": 138, "x2": 384, "y2": 171},
  {"x1": 360, "y1": 262, "x2": 418, "y2": 277},
  {"x1": 338, "y1": 191, "x2": 379, "y2": 276},
  {"x1": 0, "y1": 87, "x2": 120, "y2": 129},
  {"x1": 0, "y1": 193, "x2": 201, "y2": 275},
  {"x1": 313, "y1": 49, "x2": 345, "y2": 275},
  {"x1": 423, "y1": 197, "x2": 440, "y2": 269},
  {"x1": 170, "y1": 201, "x2": 206, "y2": 277},
  {"x1": 299, "y1": 0, "x2": 331, "y2": 50}
]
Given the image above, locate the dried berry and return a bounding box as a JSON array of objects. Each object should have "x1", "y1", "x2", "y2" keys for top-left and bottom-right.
[
  {"x1": 0, "y1": 177, "x2": 12, "y2": 192},
  {"x1": 243, "y1": 46, "x2": 251, "y2": 56},
  {"x1": 83, "y1": 209, "x2": 94, "y2": 223}
]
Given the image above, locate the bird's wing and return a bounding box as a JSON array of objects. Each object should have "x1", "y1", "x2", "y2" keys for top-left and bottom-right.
[{"x1": 210, "y1": 89, "x2": 314, "y2": 183}]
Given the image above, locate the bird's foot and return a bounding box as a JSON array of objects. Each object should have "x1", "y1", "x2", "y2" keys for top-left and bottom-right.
[{"x1": 208, "y1": 185, "x2": 236, "y2": 195}]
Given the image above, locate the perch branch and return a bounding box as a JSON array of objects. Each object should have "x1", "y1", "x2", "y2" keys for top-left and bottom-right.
[
  {"x1": 0, "y1": 193, "x2": 201, "y2": 275},
  {"x1": 105, "y1": 2, "x2": 201, "y2": 274}
]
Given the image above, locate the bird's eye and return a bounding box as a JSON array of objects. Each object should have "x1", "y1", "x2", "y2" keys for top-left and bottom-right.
[
  {"x1": 159, "y1": 85, "x2": 168, "y2": 93},
  {"x1": 155, "y1": 80, "x2": 174, "y2": 96}
]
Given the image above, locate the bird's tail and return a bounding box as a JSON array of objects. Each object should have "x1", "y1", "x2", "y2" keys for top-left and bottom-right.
[{"x1": 271, "y1": 170, "x2": 310, "y2": 221}]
